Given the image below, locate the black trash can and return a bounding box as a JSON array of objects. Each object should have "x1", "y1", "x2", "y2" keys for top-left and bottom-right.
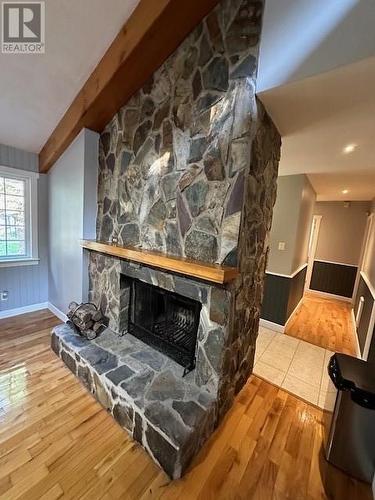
[{"x1": 325, "y1": 353, "x2": 375, "y2": 483}]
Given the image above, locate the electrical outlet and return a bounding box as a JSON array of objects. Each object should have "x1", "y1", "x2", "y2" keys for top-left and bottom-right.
[
  {"x1": 278, "y1": 242, "x2": 286, "y2": 251},
  {"x1": 0, "y1": 291, "x2": 9, "y2": 301}
]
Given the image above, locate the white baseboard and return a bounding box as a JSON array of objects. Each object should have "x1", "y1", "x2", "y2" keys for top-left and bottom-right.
[
  {"x1": 350, "y1": 308, "x2": 361, "y2": 359},
  {"x1": 259, "y1": 318, "x2": 285, "y2": 333},
  {"x1": 0, "y1": 302, "x2": 49, "y2": 320},
  {"x1": 307, "y1": 289, "x2": 352, "y2": 303},
  {"x1": 48, "y1": 302, "x2": 68, "y2": 323}
]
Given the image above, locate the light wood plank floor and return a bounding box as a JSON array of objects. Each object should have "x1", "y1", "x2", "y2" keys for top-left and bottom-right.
[
  {"x1": 0, "y1": 310, "x2": 370, "y2": 499},
  {"x1": 286, "y1": 294, "x2": 357, "y2": 355}
]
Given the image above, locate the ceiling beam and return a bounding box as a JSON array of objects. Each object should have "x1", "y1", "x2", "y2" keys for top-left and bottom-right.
[{"x1": 39, "y1": 0, "x2": 220, "y2": 173}]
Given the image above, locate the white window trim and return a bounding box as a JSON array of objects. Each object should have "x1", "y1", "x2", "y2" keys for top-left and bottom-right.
[{"x1": 0, "y1": 165, "x2": 39, "y2": 268}]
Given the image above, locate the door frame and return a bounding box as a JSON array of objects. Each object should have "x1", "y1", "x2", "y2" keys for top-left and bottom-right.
[
  {"x1": 352, "y1": 212, "x2": 374, "y2": 303},
  {"x1": 305, "y1": 215, "x2": 322, "y2": 292}
]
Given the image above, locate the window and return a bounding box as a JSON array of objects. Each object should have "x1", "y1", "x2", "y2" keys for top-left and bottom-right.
[{"x1": 0, "y1": 166, "x2": 39, "y2": 267}]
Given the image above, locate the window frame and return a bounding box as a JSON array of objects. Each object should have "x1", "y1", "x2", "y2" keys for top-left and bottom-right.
[{"x1": 0, "y1": 165, "x2": 39, "y2": 268}]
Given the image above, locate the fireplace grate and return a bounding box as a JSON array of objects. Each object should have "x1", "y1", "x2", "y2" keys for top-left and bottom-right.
[{"x1": 128, "y1": 279, "x2": 201, "y2": 375}]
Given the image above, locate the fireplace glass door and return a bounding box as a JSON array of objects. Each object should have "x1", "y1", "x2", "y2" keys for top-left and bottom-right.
[{"x1": 129, "y1": 279, "x2": 201, "y2": 374}]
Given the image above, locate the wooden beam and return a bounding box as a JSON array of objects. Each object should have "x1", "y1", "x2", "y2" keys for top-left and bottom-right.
[
  {"x1": 39, "y1": 0, "x2": 220, "y2": 173},
  {"x1": 81, "y1": 240, "x2": 239, "y2": 284}
]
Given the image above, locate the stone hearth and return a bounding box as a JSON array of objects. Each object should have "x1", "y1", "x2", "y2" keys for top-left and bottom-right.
[{"x1": 52, "y1": 324, "x2": 216, "y2": 478}]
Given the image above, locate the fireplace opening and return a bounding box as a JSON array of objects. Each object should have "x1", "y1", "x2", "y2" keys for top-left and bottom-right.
[{"x1": 128, "y1": 279, "x2": 201, "y2": 375}]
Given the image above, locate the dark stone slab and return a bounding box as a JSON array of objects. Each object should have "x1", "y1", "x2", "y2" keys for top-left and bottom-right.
[
  {"x1": 230, "y1": 54, "x2": 257, "y2": 79},
  {"x1": 161, "y1": 172, "x2": 180, "y2": 201},
  {"x1": 173, "y1": 277, "x2": 203, "y2": 303},
  {"x1": 189, "y1": 137, "x2": 207, "y2": 163},
  {"x1": 100, "y1": 214, "x2": 114, "y2": 242},
  {"x1": 113, "y1": 403, "x2": 134, "y2": 432},
  {"x1": 197, "y1": 93, "x2": 223, "y2": 114},
  {"x1": 106, "y1": 153, "x2": 115, "y2": 172},
  {"x1": 206, "y1": 11, "x2": 224, "y2": 53},
  {"x1": 145, "y1": 424, "x2": 179, "y2": 479},
  {"x1": 120, "y1": 151, "x2": 132, "y2": 174},
  {"x1": 101, "y1": 132, "x2": 111, "y2": 156},
  {"x1": 133, "y1": 412, "x2": 143, "y2": 443},
  {"x1": 153, "y1": 102, "x2": 170, "y2": 130},
  {"x1": 147, "y1": 199, "x2": 167, "y2": 230},
  {"x1": 144, "y1": 402, "x2": 189, "y2": 446},
  {"x1": 203, "y1": 143, "x2": 225, "y2": 181},
  {"x1": 106, "y1": 365, "x2": 135, "y2": 385},
  {"x1": 165, "y1": 221, "x2": 182, "y2": 255},
  {"x1": 146, "y1": 371, "x2": 185, "y2": 401},
  {"x1": 133, "y1": 120, "x2": 152, "y2": 154},
  {"x1": 61, "y1": 350, "x2": 76, "y2": 374},
  {"x1": 185, "y1": 230, "x2": 218, "y2": 263},
  {"x1": 202, "y1": 57, "x2": 229, "y2": 92},
  {"x1": 225, "y1": 170, "x2": 245, "y2": 217},
  {"x1": 93, "y1": 373, "x2": 111, "y2": 410},
  {"x1": 185, "y1": 180, "x2": 208, "y2": 217},
  {"x1": 192, "y1": 70, "x2": 202, "y2": 101},
  {"x1": 78, "y1": 365, "x2": 93, "y2": 392},
  {"x1": 51, "y1": 332, "x2": 60, "y2": 355},
  {"x1": 210, "y1": 288, "x2": 229, "y2": 325},
  {"x1": 131, "y1": 350, "x2": 165, "y2": 371},
  {"x1": 64, "y1": 333, "x2": 90, "y2": 350},
  {"x1": 176, "y1": 193, "x2": 192, "y2": 238},
  {"x1": 172, "y1": 400, "x2": 206, "y2": 428},
  {"x1": 120, "y1": 223, "x2": 140, "y2": 247},
  {"x1": 120, "y1": 370, "x2": 154, "y2": 399},
  {"x1": 79, "y1": 345, "x2": 118, "y2": 375},
  {"x1": 226, "y1": 1, "x2": 262, "y2": 55},
  {"x1": 199, "y1": 33, "x2": 213, "y2": 66},
  {"x1": 204, "y1": 328, "x2": 224, "y2": 372},
  {"x1": 142, "y1": 97, "x2": 155, "y2": 117},
  {"x1": 178, "y1": 164, "x2": 201, "y2": 191}
]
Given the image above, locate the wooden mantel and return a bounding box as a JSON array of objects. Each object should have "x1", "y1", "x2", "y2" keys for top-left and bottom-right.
[{"x1": 81, "y1": 240, "x2": 238, "y2": 285}]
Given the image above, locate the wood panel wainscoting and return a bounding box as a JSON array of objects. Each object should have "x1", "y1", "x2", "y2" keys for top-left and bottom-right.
[
  {"x1": 80, "y1": 240, "x2": 239, "y2": 284},
  {"x1": 0, "y1": 310, "x2": 371, "y2": 499}
]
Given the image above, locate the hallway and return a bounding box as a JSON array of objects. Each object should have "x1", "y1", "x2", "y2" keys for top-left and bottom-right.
[
  {"x1": 254, "y1": 293, "x2": 359, "y2": 410},
  {"x1": 285, "y1": 293, "x2": 357, "y2": 356}
]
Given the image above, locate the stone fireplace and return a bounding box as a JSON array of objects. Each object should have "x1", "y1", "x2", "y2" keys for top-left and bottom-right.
[{"x1": 51, "y1": 0, "x2": 281, "y2": 479}]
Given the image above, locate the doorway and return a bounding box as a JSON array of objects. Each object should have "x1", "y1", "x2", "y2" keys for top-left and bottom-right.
[{"x1": 305, "y1": 215, "x2": 322, "y2": 292}]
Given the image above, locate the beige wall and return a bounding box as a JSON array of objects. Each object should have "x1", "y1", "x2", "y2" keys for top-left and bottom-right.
[
  {"x1": 314, "y1": 201, "x2": 370, "y2": 266},
  {"x1": 267, "y1": 175, "x2": 316, "y2": 275},
  {"x1": 293, "y1": 176, "x2": 316, "y2": 273},
  {"x1": 363, "y1": 198, "x2": 375, "y2": 287}
]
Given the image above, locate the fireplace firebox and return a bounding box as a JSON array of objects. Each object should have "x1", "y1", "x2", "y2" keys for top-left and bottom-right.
[{"x1": 128, "y1": 279, "x2": 201, "y2": 375}]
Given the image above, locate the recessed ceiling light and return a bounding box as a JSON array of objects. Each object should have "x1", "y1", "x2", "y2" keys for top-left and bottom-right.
[
  {"x1": 342, "y1": 189, "x2": 349, "y2": 194},
  {"x1": 343, "y1": 143, "x2": 357, "y2": 154}
]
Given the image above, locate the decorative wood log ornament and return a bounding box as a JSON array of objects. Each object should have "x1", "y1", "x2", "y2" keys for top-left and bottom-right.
[{"x1": 66, "y1": 302, "x2": 105, "y2": 339}]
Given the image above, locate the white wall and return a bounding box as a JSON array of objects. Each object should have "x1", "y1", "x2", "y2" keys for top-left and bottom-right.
[
  {"x1": 257, "y1": 0, "x2": 375, "y2": 92},
  {"x1": 314, "y1": 201, "x2": 370, "y2": 266},
  {"x1": 267, "y1": 175, "x2": 316, "y2": 275},
  {"x1": 48, "y1": 129, "x2": 98, "y2": 314}
]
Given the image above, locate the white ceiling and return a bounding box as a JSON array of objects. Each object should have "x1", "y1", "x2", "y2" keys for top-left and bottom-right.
[
  {"x1": 0, "y1": 0, "x2": 139, "y2": 153},
  {"x1": 258, "y1": 0, "x2": 375, "y2": 202},
  {"x1": 258, "y1": 0, "x2": 375, "y2": 93},
  {"x1": 258, "y1": 57, "x2": 375, "y2": 201}
]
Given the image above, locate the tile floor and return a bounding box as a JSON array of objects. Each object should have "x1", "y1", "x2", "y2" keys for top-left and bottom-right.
[{"x1": 254, "y1": 327, "x2": 337, "y2": 411}]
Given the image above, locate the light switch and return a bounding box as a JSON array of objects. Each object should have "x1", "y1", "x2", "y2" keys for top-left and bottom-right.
[{"x1": 278, "y1": 242, "x2": 286, "y2": 251}]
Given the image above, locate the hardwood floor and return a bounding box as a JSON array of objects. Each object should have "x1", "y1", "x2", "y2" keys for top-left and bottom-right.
[
  {"x1": 285, "y1": 294, "x2": 357, "y2": 355},
  {"x1": 0, "y1": 310, "x2": 370, "y2": 499}
]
